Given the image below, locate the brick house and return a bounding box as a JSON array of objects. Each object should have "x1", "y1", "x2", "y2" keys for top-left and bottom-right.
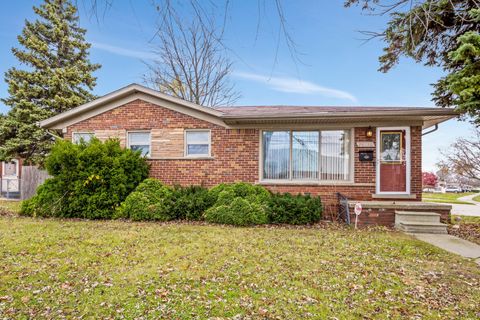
[{"x1": 39, "y1": 84, "x2": 458, "y2": 227}]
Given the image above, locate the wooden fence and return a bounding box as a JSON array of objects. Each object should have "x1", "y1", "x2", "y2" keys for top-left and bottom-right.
[{"x1": 20, "y1": 166, "x2": 50, "y2": 200}]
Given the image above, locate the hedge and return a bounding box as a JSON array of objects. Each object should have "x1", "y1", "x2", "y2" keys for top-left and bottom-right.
[{"x1": 21, "y1": 138, "x2": 149, "y2": 219}]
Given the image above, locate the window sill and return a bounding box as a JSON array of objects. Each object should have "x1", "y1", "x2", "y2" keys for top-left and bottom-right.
[
  {"x1": 258, "y1": 180, "x2": 374, "y2": 187},
  {"x1": 372, "y1": 193, "x2": 416, "y2": 199},
  {"x1": 147, "y1": 156, "x2": 215, "y2": 160}
]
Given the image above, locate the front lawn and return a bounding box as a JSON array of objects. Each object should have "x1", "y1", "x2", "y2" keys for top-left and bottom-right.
[
  {"x1": 0, "y1": 200, "x2": 21, "y2": 214},
  {"x1": 473, "y1": 194, "x2": 480, "y2": 202},
  {"x1": 1, "y1": 217, "x2": 479, "y2": 318},
  {"x1": 422, "y1": 192, "x2": 475, "y2": 205}
]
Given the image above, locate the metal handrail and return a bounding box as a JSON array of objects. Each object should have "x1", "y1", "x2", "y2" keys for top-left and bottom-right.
[{"x1": 337, "y1": 192, "x2": 350, "y2": 225}]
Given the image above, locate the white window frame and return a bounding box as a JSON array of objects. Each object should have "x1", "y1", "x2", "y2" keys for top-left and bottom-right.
[
  {"x1": 72, "y1": 132, "x2": 94, "y2": 144},
  {"x1": 375, "y1": 126, "x2": 411, "y2": 195},
  {"x1": 259, "y1": 129, "x2": 354, "y2": 184},
  {"x1": 184, "y1": 129, "x2": 211, "y2": 158},
  {"x1": 127, "y1": 131, "x2": 151, "y2": 157},
  {"x1": 2, "y1": 159, "x2": 19, "y2": 178}
]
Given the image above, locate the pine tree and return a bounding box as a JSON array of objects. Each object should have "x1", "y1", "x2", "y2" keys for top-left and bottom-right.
[
  {"x1": 434, "y1": 9, "x2": 480, "y2": 125},
  {"x1": 0, "y1": 0, "x2": 100, "y2": 163}
]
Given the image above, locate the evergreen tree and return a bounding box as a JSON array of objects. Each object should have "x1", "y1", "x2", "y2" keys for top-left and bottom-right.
[
  {"x1": 0, "y1": 0, "x2": 100, "y2": 163},
  {"x1": 434, "y1": 9, "x2": 480, "y2": 125}
]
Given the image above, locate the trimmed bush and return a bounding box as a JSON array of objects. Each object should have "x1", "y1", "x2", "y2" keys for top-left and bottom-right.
[
  {"x1": 204, "y1": 182, "x2": 270, "y2": 226},
  {"x1": 115, "y1": 179, "x2": 175, "y2": 221},
  {"x1": 267, "y1": 192, "x2": 322, "y2": 225},
  {"x1": 171, "y1": 185, "x2": 213, "y2": 220},
  {"x1": 21, "y1": 138, "x2": 149, "y2": 218},
  {"x1": 203, "y1": 197, "x2": 268, "y2": 226}
]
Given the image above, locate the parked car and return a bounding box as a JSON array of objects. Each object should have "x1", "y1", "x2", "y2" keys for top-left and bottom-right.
[{"x1": 445, "y1": 186, "x2": 462, "y2": 193}]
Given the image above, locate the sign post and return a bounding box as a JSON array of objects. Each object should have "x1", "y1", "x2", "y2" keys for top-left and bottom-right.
[{"x1": 354, "y1": 202, "x2": 362, "y2": 229}]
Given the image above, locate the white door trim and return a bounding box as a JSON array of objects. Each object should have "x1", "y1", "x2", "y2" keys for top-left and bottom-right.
[
  {"x1": 375, "y1": 127, "x2": 411, "y2": 195},
  {"x1": 2, "y1": 159, "x2": 19, "y2": 178}
]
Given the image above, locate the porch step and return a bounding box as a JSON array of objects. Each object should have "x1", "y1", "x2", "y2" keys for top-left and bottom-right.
[
  {"x1": 395, "y1": 211, "x2": 441, "y2": 224},
  {"x1": 395, "y1": 211, "x2": 447, "y2": 234},
  {"x1": 396, "y1": 221, "x2": 448, "y2": 234}
]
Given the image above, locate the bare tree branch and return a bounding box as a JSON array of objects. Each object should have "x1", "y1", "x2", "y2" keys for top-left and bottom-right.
[
  {"x1": 440, "y1": 128, "x2": 480, "y2": 182},
  {"x1": 143, "y1": 3, "x2": 240, "y2": 107}
]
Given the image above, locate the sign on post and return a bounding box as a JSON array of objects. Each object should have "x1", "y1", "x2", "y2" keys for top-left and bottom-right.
[{"x1": 354, "y1": 202, "x2": 362, "y2": 229}]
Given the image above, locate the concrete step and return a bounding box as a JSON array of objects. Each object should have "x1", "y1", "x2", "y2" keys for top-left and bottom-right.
[
  {"x1": 396, "y1": 221, "x2": 448, "y2": 234},
  {"x1": 395, "y1": 211, "x2": 441, "y2": 224}
]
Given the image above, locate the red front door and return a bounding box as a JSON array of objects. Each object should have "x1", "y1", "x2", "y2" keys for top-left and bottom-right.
[{"x1": 378, "y1": 129, "x2": 407, "y2": 193}]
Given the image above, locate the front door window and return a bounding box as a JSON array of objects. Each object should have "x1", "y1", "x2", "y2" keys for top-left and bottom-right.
[{"x1": 378, "y1": 129, "x2": 408, "y2": 193}]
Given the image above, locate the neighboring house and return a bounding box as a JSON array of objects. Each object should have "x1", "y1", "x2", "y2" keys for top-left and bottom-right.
[
  {"x1": 39, "y1": 84, "x2": 458, "y2": 226},
  {"x1": 0, "y1": 158, "x2": 22, "y2": 198}
]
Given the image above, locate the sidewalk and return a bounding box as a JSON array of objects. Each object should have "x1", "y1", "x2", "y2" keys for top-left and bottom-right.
[
  {"x1": 457, "y1": 193, "x2": 480, "y2": 205},
  {"x1": 444, "y1": 193, "x2": 480, "y2": 217},
  {"x1": 412, "y1": 233, "x2": 480, "y2": 265}
]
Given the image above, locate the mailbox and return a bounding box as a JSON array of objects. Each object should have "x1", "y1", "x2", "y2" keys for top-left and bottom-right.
[{"x1": 359, "y1": 151, "x2": 374, "y2": 162}]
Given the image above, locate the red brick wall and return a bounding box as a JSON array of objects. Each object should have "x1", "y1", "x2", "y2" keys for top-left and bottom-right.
[
  {"x1": 66, "y1": 99, "x2": 424, "y2": 218},
  {"x1": 348, "y1": 207, "x2": 450, "y2": 227}
]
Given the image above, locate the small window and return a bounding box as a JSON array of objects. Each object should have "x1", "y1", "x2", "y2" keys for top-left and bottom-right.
[
  {"x1": 185, "y1": 130, "x2": 210, "y2": 157},
  {"x1": 72, "y1": 132, "x2": 94, "y2": 144},
  {"x1": 128, "y1": 132, "x2": 150, "y2": 156}
]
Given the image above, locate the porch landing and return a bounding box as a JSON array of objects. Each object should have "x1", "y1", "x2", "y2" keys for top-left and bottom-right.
[{"x1": 347, "y1": 201, "x2": 451, "y2": 227}]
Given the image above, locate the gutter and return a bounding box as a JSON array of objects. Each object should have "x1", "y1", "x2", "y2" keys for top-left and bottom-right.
[
  {"x1": 422, "y1": 124, "x2": 438, "y2": 136},
  {"x1": 221, "y1": 109, "x2": 459, "y2": 121}
]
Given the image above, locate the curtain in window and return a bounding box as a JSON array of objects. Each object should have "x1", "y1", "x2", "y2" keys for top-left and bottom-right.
[
  {"x1": 186, "y1": 131, "x2": 210, "y2": 155},
  {"x1": 292, "y1": 131, "x2": 319, "y2": 179},
  {"x1": 129, "y1": 132, "x2": 150, "y2": 156},
  {"x1": 263, "y1": 131, "x2": 290, "y2": 179},
  {"x1": 262, "y1": 130, "x2": 350, "y2": 181},
  {"x1": 73, "y1": 132, "x2": 94, "y2": 144},
  {"x1": 320, "y1": 131, "x2": 350, "y2": 181}
]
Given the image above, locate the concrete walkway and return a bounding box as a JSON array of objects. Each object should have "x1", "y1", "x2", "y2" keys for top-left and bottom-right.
[
  {"x1": 428, "y1": 193, "x2": 480, "y2": 217},
  {"x1": 457, "y1": 193, "x2": 480, "y2": 205},
  {"x1": 412, "y1": 233, "x2": 480, "y2": 265}
]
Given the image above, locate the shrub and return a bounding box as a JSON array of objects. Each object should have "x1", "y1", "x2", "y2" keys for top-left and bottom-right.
[
  {"x1": 21, "y1": 138, "x2": 149, "y2": 219},
  {"x1": 204, "y1": 197, "x2": 268, "y2": 226},
  {"x1": 204, "y1": 182, "x2": 271, "y2": 226},
  {"x1": 171, "y1": 185, "x2": 213, "y2": 220},
  {"x1": 267, "y1": 192, "x2": 322, "y2": 225},
  {"x1": 115, "y1": 179, "x2": 175, "y2": 221}
]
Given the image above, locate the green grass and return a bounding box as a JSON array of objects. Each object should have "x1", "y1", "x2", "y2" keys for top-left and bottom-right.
[
  {"x1": 1, "y1": 217, "x2": 479, "y2": 319},
  {"x1": 422, "y1": 192, "x2": 475, "y2": 205},
  {"x1": 0, "y1": 200, "x2": 21, "y2": 213},
  {"x1": 452, "y1": 215, "x2": 480, "y2": 224},
  {"x1": 473, "y1": 194, "x2": 480, "y2": 202}
]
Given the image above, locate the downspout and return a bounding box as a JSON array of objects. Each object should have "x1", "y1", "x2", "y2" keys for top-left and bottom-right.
[
  {"x1": 46, "y1": 130, "x2": 64, "y2": 140},
  {"x1": 422, "y1": 124, "x2": 438, "y2": 136},
  {"x1": 36, "y1": 121, "x2": 64, "y2": 140}
]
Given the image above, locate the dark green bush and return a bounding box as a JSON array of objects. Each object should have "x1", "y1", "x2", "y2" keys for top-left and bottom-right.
[
  {"x1": 115, "y1": 178, "x2": 175, "y2": 221},
  {"x1": 171, "y1": 185, "x2": 213, "y2": 220},
  {"x1": 267, "y1": 192, "x2": 322, "y2": 225},
  {"x1": 204, "y1": 182, "x2": 271, "y2": 226},
  {"x1": 21, "y1": 138, "x2": 149, "y2": 218},
  {"x1": 204, "y1": 197, "x2": 268, "y2": 226}
]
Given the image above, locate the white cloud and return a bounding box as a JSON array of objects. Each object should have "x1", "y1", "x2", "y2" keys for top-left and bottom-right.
[
  {"x1": 91, "y1": 42, "x2": 156, "y2": 60},
  {"x1": 234, "y1": 71, "x2": 358, "y2": 103}
]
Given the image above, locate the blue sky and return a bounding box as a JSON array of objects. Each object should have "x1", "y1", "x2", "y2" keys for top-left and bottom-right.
[{"x1": 0, "y1": 0, "x2": 475, "y2": 171}]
